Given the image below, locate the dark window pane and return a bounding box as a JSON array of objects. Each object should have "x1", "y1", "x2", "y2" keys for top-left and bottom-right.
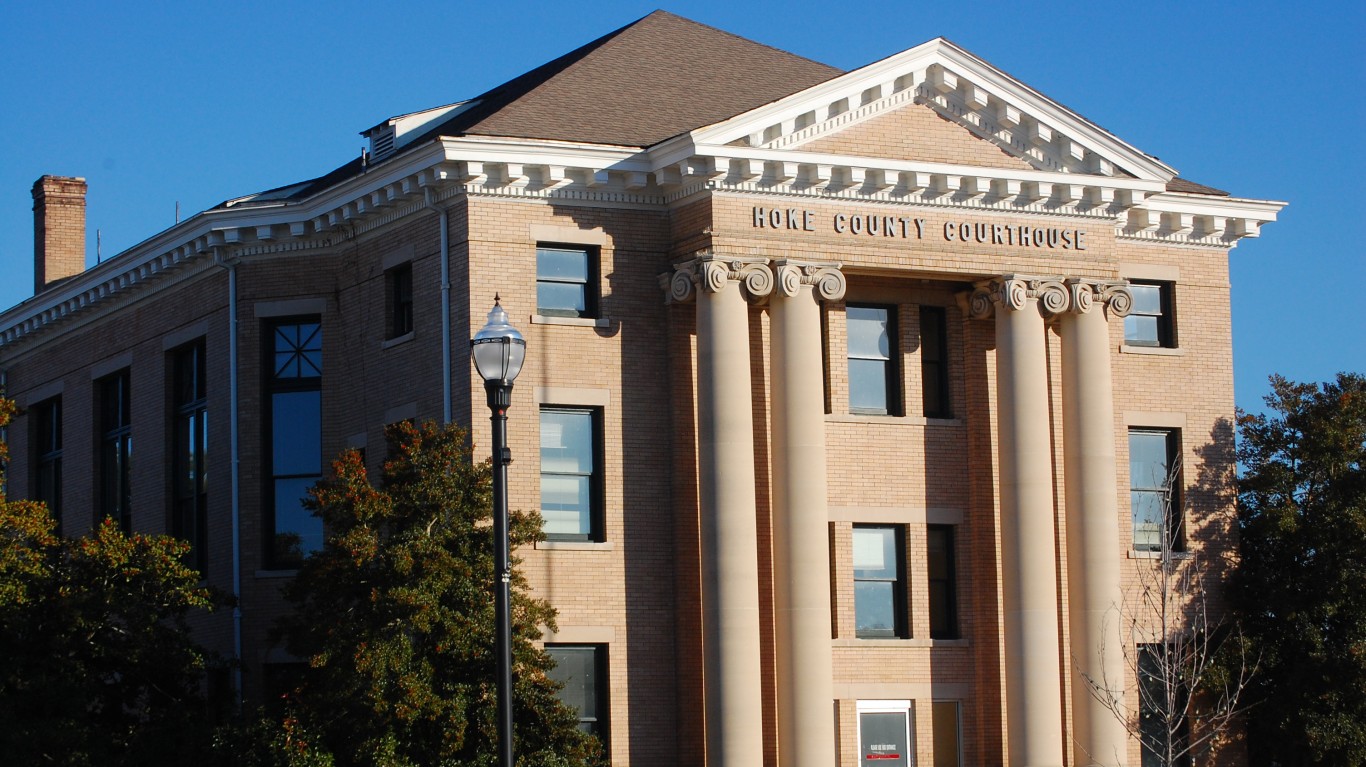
[
  {"x1": 1130, "y1": 429, "x2": 1181, "y2": 552},
  {"x1": 274, "y1": 477, "x2": 322, "y2": 565},
  {"x1": 849, "y1": 359, "x2": 890, "y2": 413},
  {"x1": 860, "y1": 711, "x2": 910, "y2": 766},
  {"x1": 1125, "y1": 315, "x2": 1159, "y2": 346},
  {"x1": 546, "y1": 646, "x2": 604, "y2": 740},
  {"x1": 928, "y1": 526, "x2": 957, "y2": 639},
  {"x1": 273, "y1": 323, "x2": 322, "y2": 379},
  {"x1": 272, "y1": 391, "x2": 321, "y2": 475},
  {"x1": 541, "y1": 474, "x2": 591, "y2": 537},
  {"x1": 847, "y1": 307, "x2": 891, "y2": 358},
  {"x1": 537, "y1": 282, "x2": 587, "y2": 316},
  {"x1": 920, "y1": 306, "x2": 950, "y2": 418},
  {"x1": 1130, "y1": 431, "x2": 1171, "y2": 489},
  {"x1": 1130, "y1": 283, "x2": 1162, "y2": 314},
  {"x1": 854, "y1": 581, "x2": 897, "y2": 637},
  {"x1": 932, "y1": 701, "x2": 961, "y2": 767},
  {"x1": 537, "y1": 248, "x2": 589, "y2": 281}
]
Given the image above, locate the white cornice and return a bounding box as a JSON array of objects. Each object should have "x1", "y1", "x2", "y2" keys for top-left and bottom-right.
[
  {"x1": 0, "y1": 54, "x2": 1286, "y2": 350},
  {"x1": 678, "y1": 38, "x2": 1176, "y2": 183}
]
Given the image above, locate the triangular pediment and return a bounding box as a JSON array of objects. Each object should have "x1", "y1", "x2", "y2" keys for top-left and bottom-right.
[
  {"x1": 681, "y1": 38, "x2": 1175, "y2": 183},
  {"x1": 797, "y1": 99, "x2": 1038, "y2": 171}
]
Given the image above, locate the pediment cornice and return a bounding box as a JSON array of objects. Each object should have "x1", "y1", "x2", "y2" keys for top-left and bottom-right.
[{"x1": 675, "y1": 38, "x2": 1175, "y2": 183}]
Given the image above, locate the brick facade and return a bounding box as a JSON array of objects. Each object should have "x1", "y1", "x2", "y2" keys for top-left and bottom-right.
[{"x1": 1, "y1": 19, "x2": 1280, "y2": 767}]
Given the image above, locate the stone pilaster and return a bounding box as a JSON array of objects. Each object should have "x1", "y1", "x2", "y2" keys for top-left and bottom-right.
[
  {"x1": 769, "y1": 260, "x2": 845, "y2": 767},
  {"x1": 668, "y1": 255, "x2": 772, "y2": 767}
]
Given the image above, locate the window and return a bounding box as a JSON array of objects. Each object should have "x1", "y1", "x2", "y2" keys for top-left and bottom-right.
[
  {"x1": 1129, "y1": 429, "x2": 1182, "y2": 552},
  {"x1": 537, "y1": 245, "x2": 596, "y2": 318},
  {"x1": 546, "y1": 645, "x2": 608, "y2": 744},
  {"x1": 857, "y1": 700, "x2": 912, "y2": 767},
  {"x1": 920, "y1": 306, "x2": 951, "y2": 418},
  {"x1": 172, "y1": 342, "x2": 208, "y2": 570},
  {"x1": 98, "y1": 370, "x2": 132, "y2": 533},
  {"x1": 931, "y1": 701, "x2": 962, "y2": 767},
  {"x1": 1139, "y1": 644, "x2": 1190, "y2": 767},
  {"x1": 1124, "y1": 281, "x2": 1175, "y2": 348},
  {"x1": 853, "y1": 525, "x2": 907, "y2": 638},
  {"x1": 539, "y1": 407, "x2": 602, "y2": 541},
  {"x1": 848, "y1": 305, "x2": 899, "y2": 415},
  {"x1": 32, "y1": 397, "x2": 62, "y2": 532},
  {"x1": 927, "y1": 525, "x2": 958, "y2": 639},
  {"x1": 266, "y1": 320, "x2": 323, "y2": 569},
  {"x1": 386, "y1": 263, "x2": 413, "y2": 339}
]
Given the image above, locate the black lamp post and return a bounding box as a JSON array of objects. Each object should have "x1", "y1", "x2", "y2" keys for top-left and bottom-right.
[{"x1": 470, "y1": 295, "x2": 525, "y2": 767}]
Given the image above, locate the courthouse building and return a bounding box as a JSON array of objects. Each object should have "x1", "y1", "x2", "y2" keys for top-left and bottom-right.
[{"x1": 0, "y1": 11, "x2": 1282, "y2": 767}]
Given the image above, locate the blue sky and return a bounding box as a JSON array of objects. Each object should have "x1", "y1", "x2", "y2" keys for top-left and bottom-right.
[{"x1": 1, "y1": 1, "x2": 1361, "y2": 412}]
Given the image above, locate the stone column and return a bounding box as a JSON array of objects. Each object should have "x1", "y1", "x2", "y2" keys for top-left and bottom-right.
[
  {"x1": 1060, "y1": 280, "x2": 1134, "y2": 767},
  {"x1": 970, "y1": 276, "x2": 1066, "y2": 767},
  {"x1": 770, "y1": 260, "x2": 845, "y2": 767},
  {"x1": 668, "y1": 255, "x2": 772, "y2": 767}
]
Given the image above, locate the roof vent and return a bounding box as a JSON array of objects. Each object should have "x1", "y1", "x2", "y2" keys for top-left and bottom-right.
[
  {"x1": 361, "y1": 100, "x2": 478, "y2": 164},
  {"x1": 370, "y1": 126, "x2": 396, "y2": 162}
]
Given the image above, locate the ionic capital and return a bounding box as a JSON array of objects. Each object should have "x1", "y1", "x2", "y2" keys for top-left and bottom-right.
[
  {"x1": 772, "y1": 259, "x2": 846, "y2": 302},
  {"x1": 664, "y1": 254, "x2": 773, "y2": 304},
  {"x1": 970, "y1": 275, "x2": 1134, "y2": 319},
  {"x1": 969, "y1": 275, "x2": 1060, "y2": 318},
  {"x1": 1062, "y1": 278, "x2": 1134, "y2": 318}
]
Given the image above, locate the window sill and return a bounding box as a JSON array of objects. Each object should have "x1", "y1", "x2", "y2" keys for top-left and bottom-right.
[
  {"x1": 382, "y1": 331, "x2": 415, "y2": 349},
  {"x1": 835, "y1": 637, "x2": 965, "y2": 648},
  {"x1": 1120, "y1": 344, "x2": 1183, "y2": 357},
  {"x1": 531, "y1": 315, "x2": 610, "y2": 328},
  {"x1": 1128, "y1": 550, "x2": 1193, "y2": 560},
  {"x1": 255, "y1": 569, "x2": 299, "y2": 579},
  {"x1": 826, "y1": 413, "x2": 963, "y2": 427},
  {"x1": 536, "y1": 540, "x2": 614, "y2": 552}
]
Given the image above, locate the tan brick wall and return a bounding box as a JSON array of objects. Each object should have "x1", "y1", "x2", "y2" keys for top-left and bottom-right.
[
  {"x1": 802, "y1": 102, "x2": 1037, "y2": 170},
  {"x1": 0, "y1": 131, "x2": 1242, "y2": 766}
]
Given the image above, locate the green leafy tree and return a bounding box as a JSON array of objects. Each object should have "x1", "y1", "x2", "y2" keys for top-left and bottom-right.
[
  {"x1": 271, "y1": 420, "x2": 601, "y2": 767},
  {"x1": 1233, "y1": 373, "x2": 1366, "y2": 765},
  {"x1": 0, "y1": 396, "x2": 220, "y2": 766}
]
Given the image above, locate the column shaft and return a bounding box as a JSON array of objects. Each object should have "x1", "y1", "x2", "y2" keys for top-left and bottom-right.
[
  {"x1": 770, "y1": 263, "x2": 841, "y2": 767},
  {"x1": 994, "y1": 288, "x2": 1066, "y2": 767},
  {"x1": 695, "y1": 269, "x2": 766, "y2": 767},
  {"x1": 1062, "y1": 292, "x2": 1129, "y2": 767}
]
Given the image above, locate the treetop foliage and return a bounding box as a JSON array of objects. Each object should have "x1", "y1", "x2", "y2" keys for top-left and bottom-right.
[
  {"x1": 0, "y1": 395, "x2": 219, "y2": 766},
  {"x1": 271, "y1": 420, "x2": 601, "y2": 767},
  {"x1": 1234, "y1": 372, "x2": 1366, "y2": 766}
]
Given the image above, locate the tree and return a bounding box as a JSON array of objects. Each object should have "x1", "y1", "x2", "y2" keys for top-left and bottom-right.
[
  {"x1": 1233, "y1": 373, "x2": 1366, "y2": 766},
  {"x1": 270, "y1": 420, "x2": 601, "y2": 767},
  {"x1": 1082, "y1": 452, "x2": 1258, "y2": 767},
  {"x1": 0, "y1": 395, "x2": 220, "y2": 766}
]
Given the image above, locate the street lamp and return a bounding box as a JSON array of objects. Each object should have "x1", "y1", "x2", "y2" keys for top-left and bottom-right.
[{"x1": 470, "y1": 295, "x2": 525, "y2": 767}]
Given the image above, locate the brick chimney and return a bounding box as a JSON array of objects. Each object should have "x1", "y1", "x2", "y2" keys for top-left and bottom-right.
[{"x1": 32, "y1": 175, "x2": 88, "y2": 293}]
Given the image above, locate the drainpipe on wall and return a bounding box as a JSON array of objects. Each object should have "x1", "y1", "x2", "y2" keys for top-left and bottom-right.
[
  {"x1": 424, "y1": 187, "x2": 452, "y2": 424},
  {"x1": 213, "y1": 248, "x2": 244, "y2": 712}
]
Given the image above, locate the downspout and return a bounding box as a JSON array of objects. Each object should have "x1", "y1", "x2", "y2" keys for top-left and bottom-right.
[
  {"x1": 425, "y1": 187, "x2": 452, "y2": 424},
  {"x1": 214, "y1": 248, "x2": 244, "y2": 713}
]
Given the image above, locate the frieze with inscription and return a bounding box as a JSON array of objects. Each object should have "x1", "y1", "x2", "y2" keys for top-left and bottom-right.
[{"x1": 751, "y1": 206, "x2": 1088, "y2": 251}]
